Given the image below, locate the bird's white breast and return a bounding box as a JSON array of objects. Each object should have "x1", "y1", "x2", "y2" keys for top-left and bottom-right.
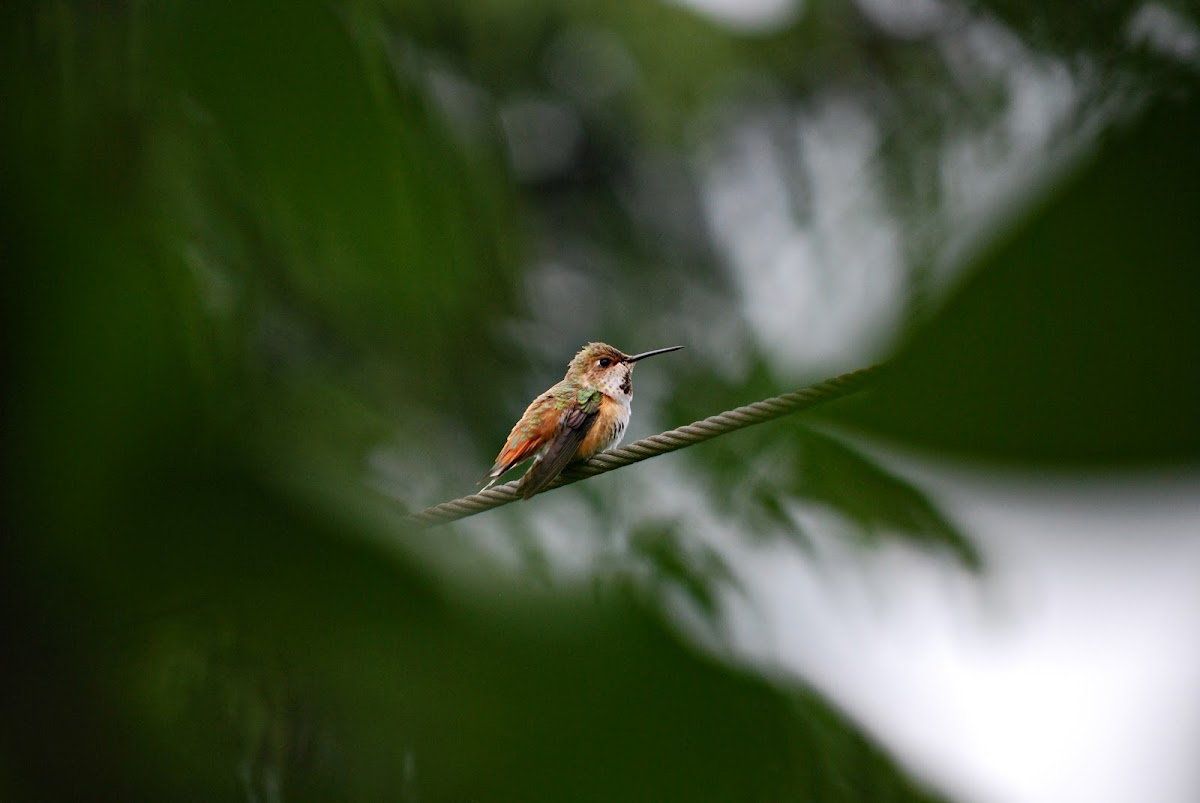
[{"x1": 595, "y1": 369, "x2": 633, "y2": 451}]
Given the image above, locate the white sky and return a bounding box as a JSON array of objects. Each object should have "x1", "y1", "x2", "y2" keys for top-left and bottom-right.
[
  {"x1": 664, "y1": 0, "x2": 802, "y2": 33},
  {"x1": 698, "y1": 455, "x2": 1200, "y2": 803}
]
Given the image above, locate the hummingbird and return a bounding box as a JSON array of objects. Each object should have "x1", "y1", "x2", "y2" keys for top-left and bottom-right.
[{"x1": 484, "y1": 342, "x2": 684, "y2": 499}]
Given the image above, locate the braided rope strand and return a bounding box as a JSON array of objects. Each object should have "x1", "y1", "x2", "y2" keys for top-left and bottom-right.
[{"x1": 406, "y1": 364, "x2": 880, "y2": 528}]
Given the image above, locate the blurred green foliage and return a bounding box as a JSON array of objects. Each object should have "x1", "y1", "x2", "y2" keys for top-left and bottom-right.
[
  {"x1": 837, "y1": 98, "x2": 1200, "y2": 462},
  {"x1": 2, "y1": 0, "x2": 1197, "y2": 801}
]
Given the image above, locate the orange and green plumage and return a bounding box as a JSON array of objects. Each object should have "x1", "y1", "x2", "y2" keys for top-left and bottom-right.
[{"x1": 484, "y1": 342, "x2": 682, "y2": 499}]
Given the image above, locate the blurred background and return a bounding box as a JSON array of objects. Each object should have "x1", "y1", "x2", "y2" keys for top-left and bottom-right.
[{"x1": 3, "y1": 1, "x2": 1199, "y2": 801}]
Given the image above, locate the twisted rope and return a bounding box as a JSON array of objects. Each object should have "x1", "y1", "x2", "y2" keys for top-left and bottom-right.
[{"x1": 406, "y1": 364, "x2": 881, "y2": 528}]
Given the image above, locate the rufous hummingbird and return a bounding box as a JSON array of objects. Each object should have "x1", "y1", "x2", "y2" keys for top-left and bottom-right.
[{"x1": 484, "y1": 342, "x2": 684, "y2": 499}]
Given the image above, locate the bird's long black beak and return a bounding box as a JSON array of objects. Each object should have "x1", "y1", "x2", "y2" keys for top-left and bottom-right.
[{"x1": 625, "y1": 345, "x2": 684, "y2": 363}]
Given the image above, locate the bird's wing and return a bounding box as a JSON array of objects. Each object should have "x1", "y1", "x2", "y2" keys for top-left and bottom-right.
[
  {"x1": 482, "y1": 393, "x2": 560, "y2": 489},
  {"x1": 517, "y1": 390, "x2": 601, "y2": 499}
]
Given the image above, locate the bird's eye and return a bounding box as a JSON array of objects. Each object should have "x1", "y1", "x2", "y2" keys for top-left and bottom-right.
[{"x1": 598, "y1": 358, "x2": 612, "y2": 368}]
